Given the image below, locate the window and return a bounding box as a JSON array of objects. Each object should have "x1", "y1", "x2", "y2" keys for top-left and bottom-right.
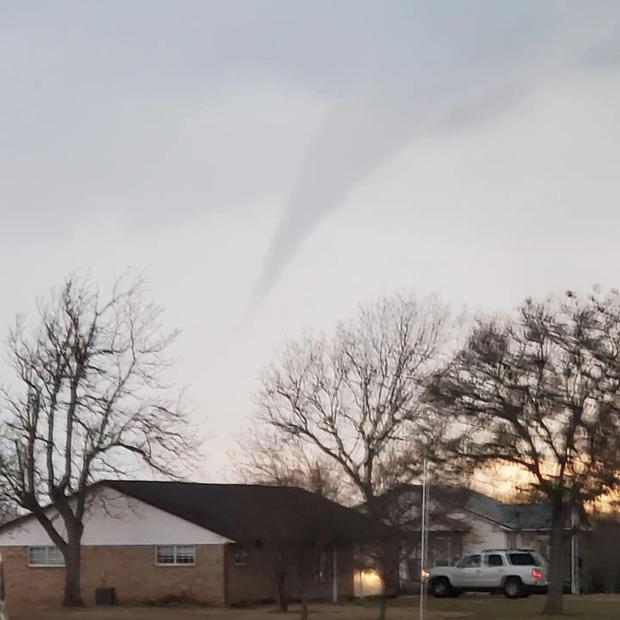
[
  {"x1": 399, "y1": 558, "x2": 410, "y2": 580},
  {"x1": 456, "y1": 554, "x2": 481, "y2": 568},
  {"x1": 234, "y1": 547, "x2": 249, "y2": 566},
  {"x1": 485, "y1": 554, "x2": 504, "y2": 567},
  {"x1": 28, "y1": 546, "x2": 65, "y2": 567},
  {"x1": 155, "y1": 545, "x2": 195, "y2": 566},
  {"x1": 433, "y1": 535, "x2": 456, "y2": 567},
  {"x1": 315, "y1": 550, "x2": 333, "y2": 583},
  {"x1": 508, "y1": 552, "x2": 536, "y2": 566}
]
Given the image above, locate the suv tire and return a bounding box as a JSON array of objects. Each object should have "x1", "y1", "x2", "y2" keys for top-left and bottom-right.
[
  {"x1": 504, "y1": 577, "x2": 524, "y2": 598},
  {"x1": 430, "y1": 577, "x2": 452, "y2": 598}
]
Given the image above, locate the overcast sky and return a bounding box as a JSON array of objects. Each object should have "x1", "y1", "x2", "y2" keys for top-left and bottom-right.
[{"x1": 2, "y1": 1, "x2": 620, "y2": 479}]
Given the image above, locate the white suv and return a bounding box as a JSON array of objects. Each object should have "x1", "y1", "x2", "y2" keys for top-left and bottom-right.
[{"x1": 428, "y1": 549, "x2": 548, "y2": 598}]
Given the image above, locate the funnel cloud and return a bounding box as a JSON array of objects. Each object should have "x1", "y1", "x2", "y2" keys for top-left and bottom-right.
[{"x1": 250, "y1": 2, "x2": 620, "y2": 307}]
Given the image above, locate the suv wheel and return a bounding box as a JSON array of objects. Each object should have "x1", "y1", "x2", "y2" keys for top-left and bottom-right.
[
  {"x1": 430, "y1": 577, "x2": 452, "y2": 598},
  {"x1": 504, "y1": 577, "x2": 524, "y2": 598}
]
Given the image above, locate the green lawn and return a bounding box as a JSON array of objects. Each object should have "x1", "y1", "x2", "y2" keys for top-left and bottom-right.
[{"x1": 10, "y1": 595, "x2": 620, "y2": 620}]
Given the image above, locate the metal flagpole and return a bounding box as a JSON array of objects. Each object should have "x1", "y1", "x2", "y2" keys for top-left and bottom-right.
[
  {"x1": 425, "y1": 471, "x2": 430, "y2": 597},
  {"x1": 419, "y1": 458, "x2": 428, "y2": 620}
]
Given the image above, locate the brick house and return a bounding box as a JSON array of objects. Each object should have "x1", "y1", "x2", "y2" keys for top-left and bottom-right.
[
  {"x1": 371, "y1": 485, "x2": 583, "y2": 593},
  {"x1": 0, "y1": 481, "x2": 382, "y2": 609}
]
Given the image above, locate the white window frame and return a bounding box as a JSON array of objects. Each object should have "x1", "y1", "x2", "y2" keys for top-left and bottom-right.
[
  {"x1": 154, "y1": 544, "x2": 196, "y2": 566},
  {"x1": 28, "y1": 545, "x2": 65, "y2": 567}
]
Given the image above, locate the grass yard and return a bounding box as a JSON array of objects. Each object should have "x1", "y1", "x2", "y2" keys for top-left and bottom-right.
[{"x1": 10, "y1": 595, "x2": 620, "y2": 620}]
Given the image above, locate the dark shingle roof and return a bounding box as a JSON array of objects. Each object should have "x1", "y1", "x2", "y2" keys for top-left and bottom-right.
[
  {"x1": 454, "y1": 488, "x2": 552, "y2": 529},
  {"x1": 380, "y1": 484, "x2": 554, "y2": 531},
  {"x1": 500, "y1": 503, "x2": 552, "y2": 529},
  {"x1": 105, "y1": 480, "x2": 389, "y2": 544},
  {"x1": 402, "y1": 513, "x2": 472, "y2": 532}
]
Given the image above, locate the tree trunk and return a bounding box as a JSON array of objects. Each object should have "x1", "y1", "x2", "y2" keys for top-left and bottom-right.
[
  {"x1": 377, "y1": 595, "x2": 388, "y2": 620},
  {"x1": 274, "y1": 568, "x2": 289, "y2": 612},
  {"x1": 376, "y1": 564, "x2": 391, "y2": 620},
  {"x1": 376, "y1": 540, "x2": 399, "y2": 620},
  {"x1": 300, "y1": 593, "x2": 309, "y2": 620},
  {"x1": 62, "y1": 537, "x2": 85, "y2": 607},
  {"x1": 0, "y1": 554, "x2": 8, "y2": 620},
  {"x1": 542, "y1": 500, "x2": 566, "y2": 615},
  {"x1": 298, "y1": 555, "x2": 310, "y2": 620}
]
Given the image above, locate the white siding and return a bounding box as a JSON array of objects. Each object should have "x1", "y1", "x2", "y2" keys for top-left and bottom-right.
[
  {"x1": 460, "y1": 512, "x2": 510, "y2": 553},
  {"x1": 517, "y1": 532, "x2": 550, "y2": 558},
  {"x1": 0, "y1": 486, "x2": 232, "y2": 547}
]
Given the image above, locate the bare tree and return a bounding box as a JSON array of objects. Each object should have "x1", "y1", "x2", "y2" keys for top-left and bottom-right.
[
  {"x1": 256, "y1": 292, "x2": 451, "y2": 619},
  {"x1": 0, "y1": 501, "x2": 17, "y2": 527},
  {"x1": 0, "y1": 274, "x2": 195, "y2": 607},
  {"x1": 427, "y1": 290, "x2": 620, "y2": 614},
  {"x1": 235, "y1": 430, "x2": 345, "y2": 502},
  {"x1": 262, "y1": 536, "x2": 324, "y2": 619}
]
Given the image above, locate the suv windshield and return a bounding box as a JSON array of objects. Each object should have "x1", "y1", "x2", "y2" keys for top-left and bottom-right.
[{"x1": 508, "y1": 552, "x2": 536, "y2": 566}]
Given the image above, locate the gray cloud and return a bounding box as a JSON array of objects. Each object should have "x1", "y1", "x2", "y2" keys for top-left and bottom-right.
[
  {"x1": 250, "y1": 2, "x2": 620, "y2": 306},
  {"x1": 2, "y1": 1, "x2": 619, "y2": 285},
  {"x1": 2, "y1": 0, "x2": 620, "y2": 477}
]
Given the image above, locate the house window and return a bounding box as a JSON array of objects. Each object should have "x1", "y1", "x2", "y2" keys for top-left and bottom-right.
[
  {"x1": 155, "y1": 545, "x2": 195, "y2": 566},
  {"x1": 28, "y1": 546, "x2": 65, "y2": 567},
  {"x1": 315, "y1": 549, "x2": 333, "y2": 583},
  {"x1": 234, "y1": 546, "x2": 249, "y2": 566}
]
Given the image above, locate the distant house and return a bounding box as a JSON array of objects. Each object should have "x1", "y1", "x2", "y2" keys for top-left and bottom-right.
[
  {"x1": 371, "y1": 485, "x2": 582, "y2": 592},
  {"x1": 0, "y1": 481, "x2": 384, "y2": 609}
]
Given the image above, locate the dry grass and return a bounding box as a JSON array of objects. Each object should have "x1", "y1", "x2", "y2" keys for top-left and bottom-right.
[{"x1": 10, "y1": 595, "x2": 620, "y2": 620}]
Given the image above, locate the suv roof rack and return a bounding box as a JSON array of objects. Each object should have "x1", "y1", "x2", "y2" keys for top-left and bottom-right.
[{"x1": 480, "y1": 548, "x2": 537, "y2": 553}]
